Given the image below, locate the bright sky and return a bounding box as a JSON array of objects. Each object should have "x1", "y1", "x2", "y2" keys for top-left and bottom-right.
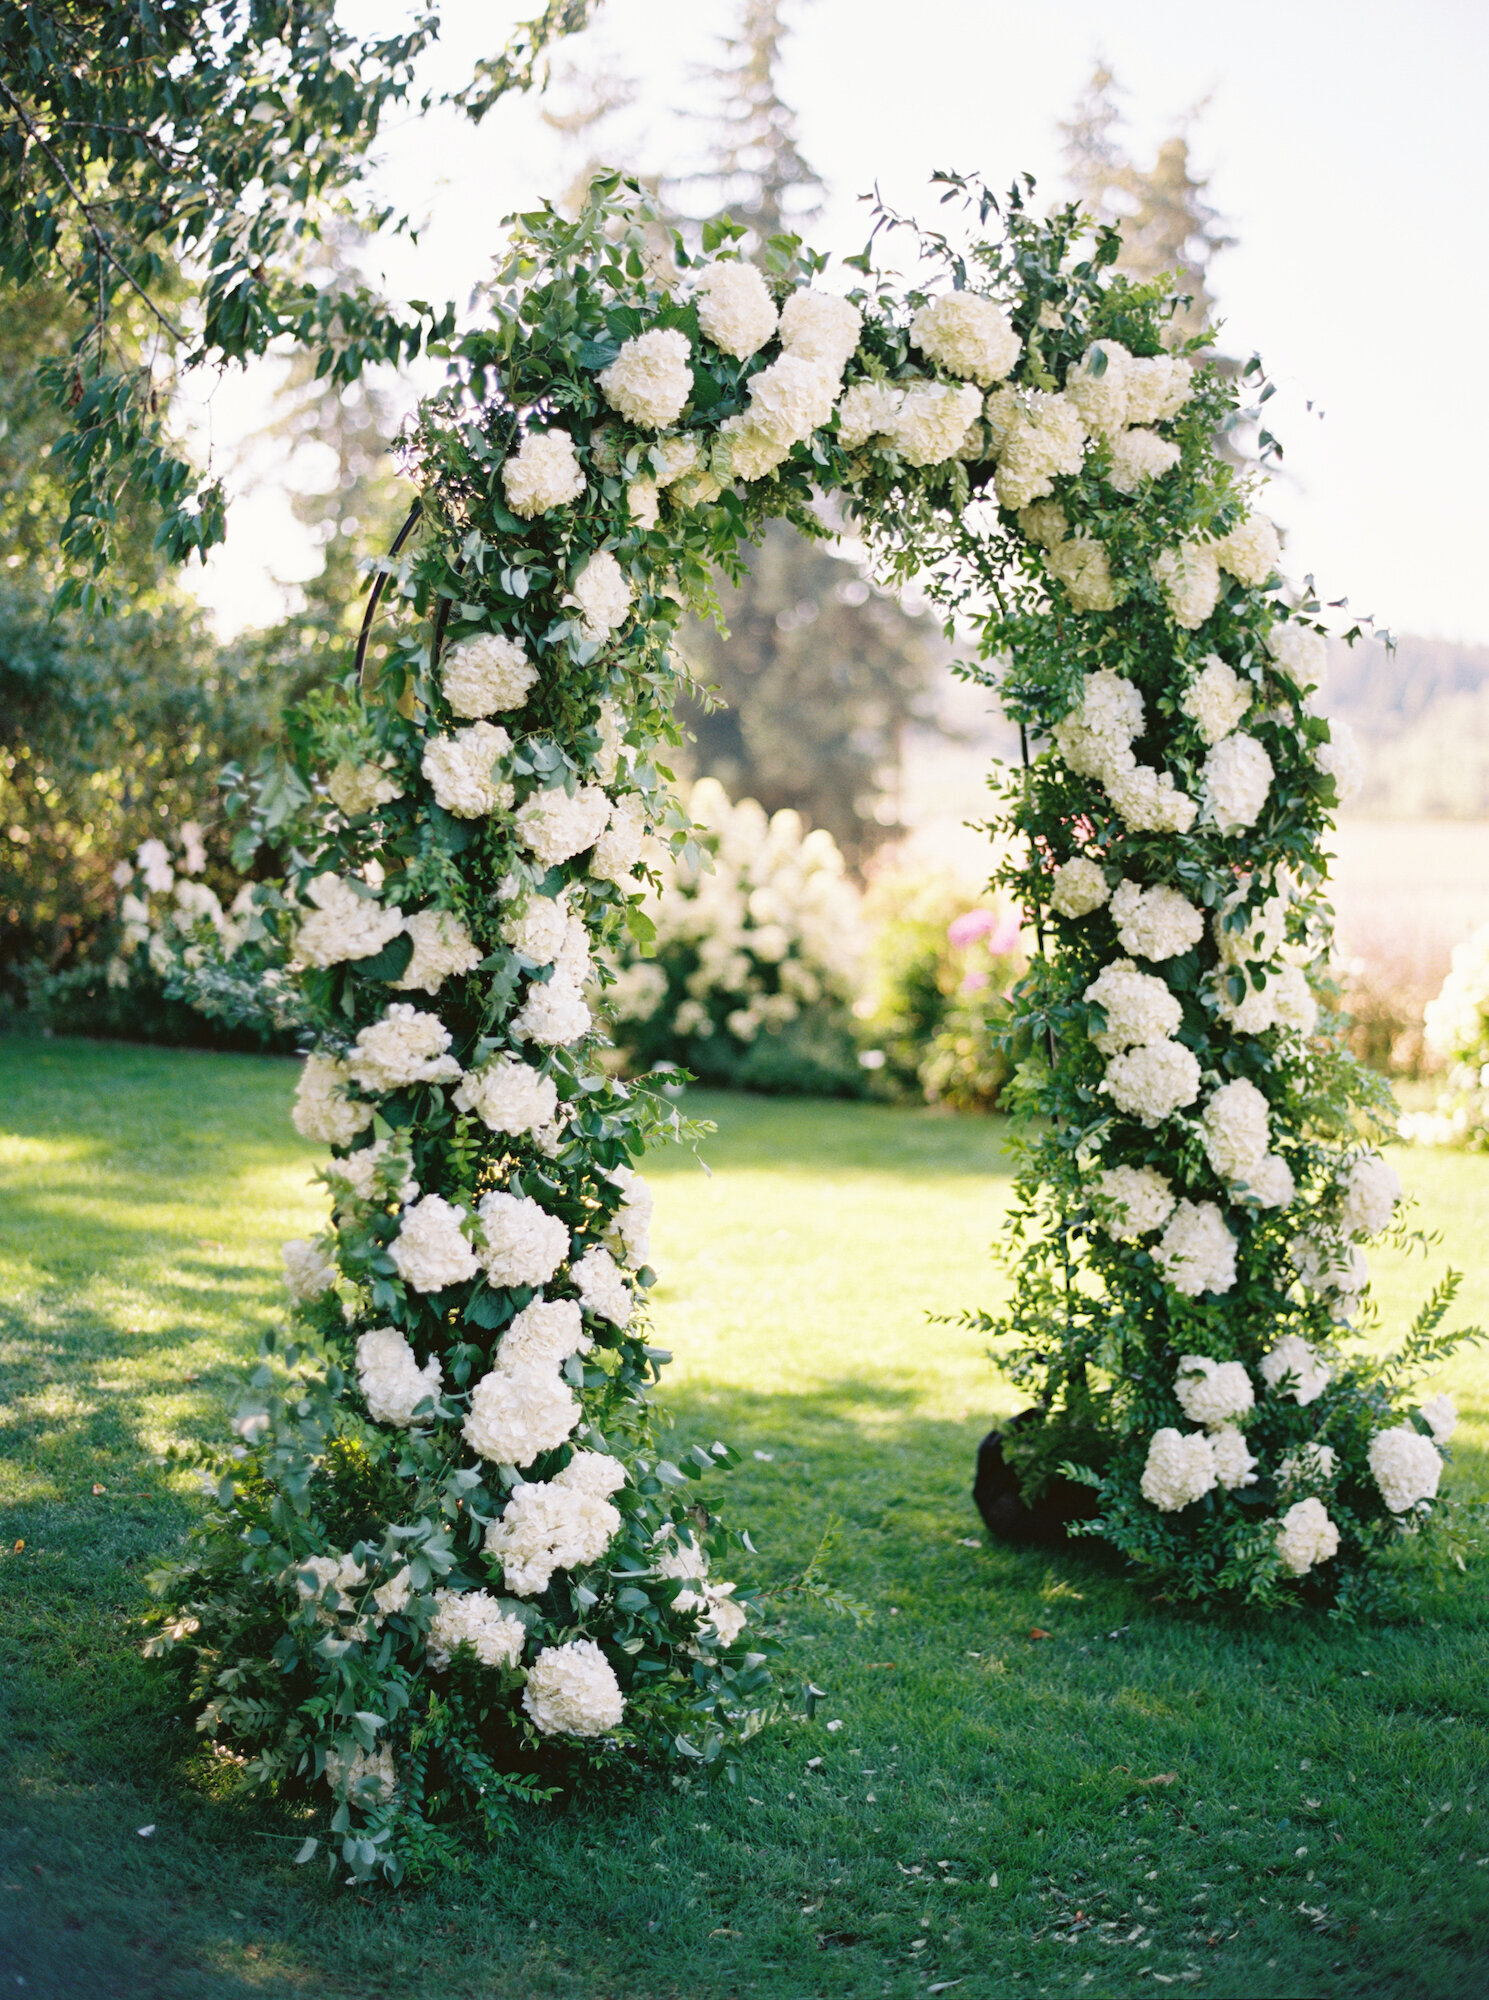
[{"x1": 187, "y1": 0, "x2": 1489, "y2": 646}]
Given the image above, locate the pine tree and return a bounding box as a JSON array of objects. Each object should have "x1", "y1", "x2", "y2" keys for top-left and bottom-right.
[
  {"x1": 668, "y1": 0, "x2": 826, "y2": 254},
  {"x1": 1060, "y1": 65, "x2": 1234, "y2": 341}
]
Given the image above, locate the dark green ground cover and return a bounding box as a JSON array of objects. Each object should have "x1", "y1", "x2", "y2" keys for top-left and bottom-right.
[{"x1": 2, "y1": 1036, "x2": 1486, "y2": 1999}]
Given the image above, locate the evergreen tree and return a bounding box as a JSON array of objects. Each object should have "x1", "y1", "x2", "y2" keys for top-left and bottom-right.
[
  {"x1": 668, "y1": 0, "x2": 826, "y2": 255},
  {"x1": 674, "y1": 522, "x2": 942, "y2": 866},
  {"x1": 1060, "y1": 64, "x2": 1234, "y2": 341}
]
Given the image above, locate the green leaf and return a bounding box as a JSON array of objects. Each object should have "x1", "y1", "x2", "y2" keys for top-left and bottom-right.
[{"x1": 355, "y1": 931, "x2": 416, "y2": 983}]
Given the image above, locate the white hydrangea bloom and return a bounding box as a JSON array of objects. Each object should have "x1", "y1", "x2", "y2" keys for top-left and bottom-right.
[
  {"x1": 694, "y1": 261, "x2": 778, "y2": 357},
  {"x1": 501, "y1": 890, "x2": 569, "y2": 965},
  {"x1": 324, "y1": 1741, "x2": 396, "y2": 1803},
  {"x1": 1051, "y1": 669, "x2": 1145, "y2": 778},
  {"x1": 1200, "y1": 1077, "x2": 1271, "y2": 1182},
  {"x1": 1369, "y1": 1425, "x2": 1442, "y2": 1512},
  {"x1": 347, "y1": 1004, "x2": 461, "y2": 1093},
  {"x1": 1315, "y1": 719, "x2": 1363, "y2": 802},
  {"x1": 442, "y1": 633, "x2": 538, "y2": 718},
  {"x1": 476, "y1": 1190, "x2": 569, "y2": 1289},
  {"x1": 607, "y1": 1164, "x2": 654, "y2": 1265},
  {"x1": 1276, "y1": 1496, "x2": 1339, "y2": 1574},
  {"x1": 389, "y1": 1193, "x2": 479, "y2": 1293},
  {"x1": 523, "y1": 1637, "x2": 625, "y2": 1736},
  {"x1": 777, "y1": 289, "x2": 862, "y2": 374},
  {"x1": 1259, "y1": 1332, "x2": 1332, "y2": 1406},
  {"x1": 1018, "y1": 498, "x2": 1068, "y2": 547},
  {"x1": 486, "y1": 1479, "x2": 622, "y2": 1596},
  {"x1": 295, "y1": 873, "x2": 405, "y2": 969},
  {"x1": 1213, "y1": 882, "x2": 1289, "y2": 968},
  {"x1": 1181, "y1": 655, "x2": 1252, "y2": 745},
  {"x1": 426, "y1": 1588, "x2": 526, "y2": 1671},
  {"x1": 516, "y1": 783, "x2": 611, "y2": 865},
  {"x1": 1110, "y1": 880, "x2": 1204, "y2": 961},
  {"x1": 421, "y1": 721, "x2": 515, "y2": 819},
  {"x1": 716, "y1": 410, "x2": 790, "y2": 481},
  {"x1": 835, "y1": 379, "x2": 903, "y2": 450},
  {"x1": 452, "y1": 1054, "x2": 559, "y2": 1136},
  {"x1": 1154, "y1": 1200, "x2": 1238, "y2": 1296},
  {"x1": 1103, "y1": 762, "x2": 1199, "y2": 834},
  {"x1": 991, "y1": 390, "x2": 1087, "y2": 509},
  {"x1": 1203, "y1": 732, "x2": 1273, "y2": 833},
  {"x1": 1103, "y1": 1040, "x2": 1202, "y2": 1126},
  {"x1": 1106, "y1": 426, "x2": 1181, "y2": 493},
  {"x1": 571, "y1": 1243, "x2": 632, "y2": 1327},
  {"x1": 1095, "y1": 1163, "x2": 1176, "y2": 1239},
  {"x1": 744, "y1": 352, "x2": 839, "y2": 449},
  {"x1": 1063, "y1": 340, "x2": 1132, "y2": 437},
  {"x1": 1245, "y1": 1152, "x2": 1296, "y2": 1209},
  {"x1": 1211, "y1": 1425, "x2": 1259, "y2": 1491},
  {"x1": 292, "y1": 1053, "x2": 373, "y2": 1147},
  {"x1": 1043, "y1": 528, "x2": 1120, "y2": 612},
  {"x1": 591, "y1": 795, "x2": 648, "y2": 887},
  {"x1": 1175, "y1": 1355, "x2": 1255, "y2": 1428},
  {"x1": 1265, "y1": 617, "x2": 1328, "y2": 686},
  {"x1": 463, "y1": 1360, "x2": 580, "y2": 1465},
  {"x1": 1123, "y1": 353, "x2": 1194, "y2": 424},
  {"x1": 1279, "y1": 1441, "x2": 1338, "y2": 1490},
  {"x1": 911, "y1": 291, "x2": 1021, "y2": 385},
  {"x1": 566, "y1": 551, "x2": 633, "y2": 642},
  {"x1": 1216, "y1": 513, "x2": 1283, "y2": 586},
  {"x1": 1153, "y1": 540, "x2": 1221, "y2": 630},
  {"x1": 323, "y1": 1136, "x2": 416, "y2": 1208},
  {"x1": 327, "y1": 760, "x2": 403, "y2": 817},
  {"x1": 1338, "y1": 1153, "x2": 1401, "y2": 1238},
  {"x1": 500, "y1": 1296, "x2": 590, "y2": 1370},
  {"x1": 627, "y1": 476, "x2": 659, "y2": 528},
  {"x1": 553, "y1": 1450, "x2": 628, "y2": 1499},
  {"x1": 1050, "y1": 857, "x2": 1110, "y2": 919},
  {"x1": 598, "y1": 327, "x2": 692, "y2": 429},
  {"x1": 295, "y1": 1551, "x2": 366, "y2": 1608},
  {"x1": 394, "y1": 908, "x2": 481, "y2": 995},
  {"x1": 136, "y1": 837, "x2": 174, "y2": 894},
  {"x1": 1084, "y1": 959, "x2": 1182, "y2": 1055},
  {"x1": 1289, "y1": 1236, "x2": 1367, "y2": 1324},
  {"x1": 283, "y1": 1237, "x2": 337, "y2": 1301},
  {"x1": 512, "y1": 970, "x2": 591, "y2": 1047},
  {"x1": 1140, "y1": 1427, "x2": 1217, "y2": 1511},
  {"x1": 501, "y1": 428, "x2": 585, "y2": 518},
  {"x1": 355, "y1": 1326, "x2": 442, "y2": 1426},
  {"x1": 554, "y1": 912, "x2": 595, "y2": 988},
  {"x1": 884, "y1": 380, "x2": 983, "y2": 466},
  {"x1": 1419, "y1": 1393, "x2": 1457, "y2": 1443}
]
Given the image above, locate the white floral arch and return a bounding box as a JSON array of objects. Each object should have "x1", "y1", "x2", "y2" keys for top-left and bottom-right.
[{"x1": 153, "y1": 172, "x2": 1473, "y2": 1884}]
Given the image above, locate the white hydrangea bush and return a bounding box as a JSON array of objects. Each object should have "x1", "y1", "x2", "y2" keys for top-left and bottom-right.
[
  {"x1": 1400, "y1": 921, "x2": 1489, "y2": 1151},
  {"x1": 147, "y1": 177, "x2": 1481, "y2": 1889},
  {"x1": 601, "y1": 775, "x2": 866, "y2": 1094}
]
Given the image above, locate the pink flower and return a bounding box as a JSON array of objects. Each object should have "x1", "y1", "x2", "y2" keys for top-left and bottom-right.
[
  {"x1": 948, "y1": 909, "x2": 997, "y2": 948},
  {"x1": 960, "y1": 969, "x2": 990, "y2": 994},
  {"x1": 986, "y1": 912, "x2": 1023, "y2": 956}
]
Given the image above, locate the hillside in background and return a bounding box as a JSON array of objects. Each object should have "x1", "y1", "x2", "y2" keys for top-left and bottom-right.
[{"x1": 1325, "y1": 633, "x2": 1489, "y2": 817}]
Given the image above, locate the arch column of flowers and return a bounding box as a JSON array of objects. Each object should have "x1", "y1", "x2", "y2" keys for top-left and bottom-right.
[{"x1": 151, "y1": 174, "x2": 1476, "y2": 1884}]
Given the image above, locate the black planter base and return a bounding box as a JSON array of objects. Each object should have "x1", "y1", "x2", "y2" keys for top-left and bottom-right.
[{"x1": 972, "y1": 1412, "x2": 1100, "y2": 1548}]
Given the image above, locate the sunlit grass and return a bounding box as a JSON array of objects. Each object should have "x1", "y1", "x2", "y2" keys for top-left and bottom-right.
[{"x1": 2, "y1": 1037, "x2": 1487, "y2": 2000}]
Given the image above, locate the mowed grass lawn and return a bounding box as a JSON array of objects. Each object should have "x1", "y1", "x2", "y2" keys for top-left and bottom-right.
[{"x1": 2, "y1": 1037, "x2": 1488, "y2": 2000}]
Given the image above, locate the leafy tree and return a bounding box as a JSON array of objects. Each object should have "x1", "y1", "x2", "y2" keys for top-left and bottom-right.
[{"x1": 0, "y1": 0, "x2": 601, "y2": 599}]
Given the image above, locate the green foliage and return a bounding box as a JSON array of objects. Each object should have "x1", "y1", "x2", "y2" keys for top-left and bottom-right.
[
  {"x1": 856, "y1": 873, "x2": 1023, "y2": 1108},
  {"x1": 0, "y1": 0, "x2": 600, "y2": 592}
]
